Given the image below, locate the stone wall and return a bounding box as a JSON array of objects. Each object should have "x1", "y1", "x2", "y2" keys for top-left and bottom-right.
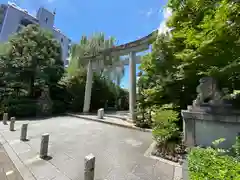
[{"x1": 182, "y1": 109, "x2": 240, "y2": 149}]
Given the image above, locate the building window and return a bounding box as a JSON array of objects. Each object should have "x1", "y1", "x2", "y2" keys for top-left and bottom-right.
[
  {"x1": 61, "y1": 38, "x2": 63, "y2": 43},
  {"x1": 45, "y1": 17, "x2": 48, "y2": 24}
]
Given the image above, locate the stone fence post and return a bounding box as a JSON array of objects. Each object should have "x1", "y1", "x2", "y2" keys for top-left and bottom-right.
[
  {"x1": 97, "y1": 108, "x2": 104, "y2": 119},
  {"x1": 20, "y1": 124, "x2": 28, "y2": 141},
  {"x1": 9, "y1": 117, "x2": 15, "y2": 131},
  {"x1": 84, "y1": 153, "x2": 95, "y2": 180},
  {"x1": 40, "y1": 133, "x2": 49, "y2": 159}
]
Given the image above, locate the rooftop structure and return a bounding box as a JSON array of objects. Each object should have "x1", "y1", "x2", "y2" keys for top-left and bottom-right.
[{"x1": 0, "y1": 2, "x2": 71, "y2": 66}]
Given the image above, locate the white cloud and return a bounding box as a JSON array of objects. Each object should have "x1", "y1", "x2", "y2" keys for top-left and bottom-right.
[
  {"x1": 158, "y1": 7, "x2": 172, "y2": 35},
  {"x1": 146, "y1": 8, "x2": 153, "y2": 17},
  {"x1": 140, "y1": 8, "x2": 158, "y2": 18}
]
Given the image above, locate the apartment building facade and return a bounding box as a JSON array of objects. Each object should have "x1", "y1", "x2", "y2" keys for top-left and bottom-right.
[{"x1": 0, "y1": 2, "x2": 71, "y2": 66}]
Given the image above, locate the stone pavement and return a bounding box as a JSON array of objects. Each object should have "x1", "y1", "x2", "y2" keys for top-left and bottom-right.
[
  {"x1": 0, "y1": 143, "x2": 23, "y2": 180},
  {"x1": 0, "y1": 116, "x2": 182, "y2": 180}
]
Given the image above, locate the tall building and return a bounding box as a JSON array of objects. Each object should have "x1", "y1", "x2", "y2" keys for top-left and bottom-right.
[{"x1": 0, "y1": 2, "x2": 71, "y2": 66}]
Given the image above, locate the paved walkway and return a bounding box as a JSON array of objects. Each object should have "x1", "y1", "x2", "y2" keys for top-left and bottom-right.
[
  {"x1": 0, "y1": 116, "x2": 182, "y2": 180},
  {"x1": 0, "y1": 143, "x2": 23, "y2": 180}
]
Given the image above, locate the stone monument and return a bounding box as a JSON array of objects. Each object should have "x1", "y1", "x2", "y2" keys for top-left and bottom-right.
[
  {"x1": 37, "y1": 85, "x2": 52, "y2": 117},
  {"x1": 192, "y1": 77, "x2": 223, "y2": 107},
  {"x1": 181, "y1": 77, "x2": 240, "y2": 149}
]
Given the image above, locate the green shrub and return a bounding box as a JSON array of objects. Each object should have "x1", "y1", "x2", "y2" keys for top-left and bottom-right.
[
  {"x1": 152, "y1": 109, "x2": 179, "y2": 145},
  {"x1": 2, "y1": 96, "x2": 37, "y2": 117},
  {"x1": 222, "y1": 90, "x2": 240, "y2": 109},
  {"x1": 59, "y1": 74, "x2": 85, "y2": 112},
  {"x1": 188, "y1": 147, "x2": 240, "y2": 180},
  {"x1": 188, "y1": 139, "x2": 240, "y2": 180},
  {"x1": 58, "y1": 72, "x2": 124, "y2": 113},
  {"x1": 233, "y1": 134, "x2": 240, "y2": 160},
  {"x1": 135, "y1": 107, "x2": 153, "y2": 128},
  {"x1": 51, "y1": 100, "x2": 67, "y2": 114},
  {"x1": 50, "y1": 83, "x2": 72, "y2": 114}
]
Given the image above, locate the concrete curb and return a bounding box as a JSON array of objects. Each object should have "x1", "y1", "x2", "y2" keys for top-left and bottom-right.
[
  {"x1": 182, "y1": 159, "x2": 189, "y2": 180},
  {"x1": 144, "y1": 141, "x2": 183, "y2": 180},
  {"x1": 104, "y1": 114, "x2": 135, "y2": 124},
  {"x1": 67, "y1": 113, "x2": 152, "y2": 133},
  {"x1": 104, "y1": 114, "x2": 128, "y2": 121},
  {"x1": 0, "y1": 134, "x2": 36, "y2": 180}
]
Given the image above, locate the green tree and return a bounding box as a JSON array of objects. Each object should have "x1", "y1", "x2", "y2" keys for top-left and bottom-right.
[
  {"x1": 136, "y1": 0, "x2": 240, "y2": 134},
  {"x1": 4, "y1": 24, "x2": 63, "y2": 95},
  {"x1": 68, "y1": 33, "x2": 126, "y2": 109},
  {"x1": 139, "y1": 0, "x2": 240, "y2": 111},
  {"x1": 68, "y1": 33, "x2": 125, "y2": 85},
  {"x1": 0, "y1": 24, "x2": 64, "y2": 117}
]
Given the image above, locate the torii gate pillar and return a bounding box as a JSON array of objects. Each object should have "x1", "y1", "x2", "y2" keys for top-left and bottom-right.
[
  {"x1": 83, "y1": 60, "x2": 93, "y2": 113},
  {"x1": 129, "y1": 51, "x2": 137, "y2": 120}
]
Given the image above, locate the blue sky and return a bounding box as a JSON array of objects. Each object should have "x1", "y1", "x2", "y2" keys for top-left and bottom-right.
[{"x1": 1, "y1": 0, "x2": 169, "y2": 88}]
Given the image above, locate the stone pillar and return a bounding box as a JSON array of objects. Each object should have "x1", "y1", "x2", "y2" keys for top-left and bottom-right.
[
  {"x1": 2, "y1": 113, "x2": 8, "y2": 125},
  {"x1": 97, "y1": 108, "x2": 104, "y2": 119},
  {"x1": 129, "y1": 51, "x2": 137, "y2": 120},
  {"x1": 83, "y1": 60, "x2": 93, "y2": 113},
  {"x1": 84, "y1": 153, "x2": 95, "y2": 180},
  {"x1": 181, "y1": 113, "x2": 196, "y2": 147},
  {"x1": 40, "y1": 133, "x2": 49, "y2": 159},
  {"x1": 20, "y1": 124, "x2": 28, "y2": 141},
  {"x1": 9, "y1": 117, "x2": 15, "y2": 131}
]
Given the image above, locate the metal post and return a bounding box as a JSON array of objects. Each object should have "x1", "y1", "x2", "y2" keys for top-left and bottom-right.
[
  {"x1": 3, "y1": 113, "x2": 8, "y2": 125},
  {"x1": 9, "y1": 117, "x2": 15, "y2": 131},
  {"x1": 40, "y1": 133, "x2": 49, "y2": 159},
  {"x1": 84, "y1": 153, "x2": 95, "y2": 180},
  {"x1": 20, "y1": 124, "x2": 28, "y2": 141}
]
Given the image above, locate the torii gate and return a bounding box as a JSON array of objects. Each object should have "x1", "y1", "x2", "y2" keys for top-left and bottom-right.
[{"x1": 82, "y1": 30, "x2": 158, "y2": 120}]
